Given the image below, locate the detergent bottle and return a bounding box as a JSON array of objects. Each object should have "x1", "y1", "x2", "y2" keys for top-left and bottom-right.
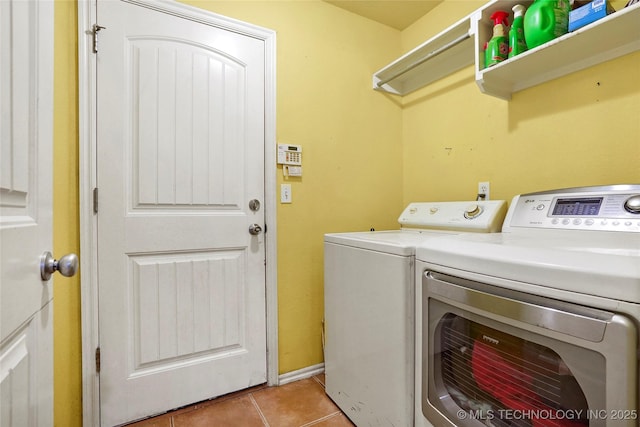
[
  {"x1": 524, "y1": 0, "x2": 571, "y2": 50},
  {"x1": 508, "y1": 4, "x2": 528, "y2": 58},
  {"x1": 485, "y1": 10, "x2": 509, "y2": 68}
]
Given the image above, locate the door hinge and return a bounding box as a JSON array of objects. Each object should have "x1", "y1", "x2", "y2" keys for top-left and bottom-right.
[
  {"x1": 93, "y1": 187, "x2": 98, "y2": 214},
  {"x1": 95, "y1": 347, "x2": 101, "y2": 373},
  {"x1": 92, "y1": 24, "x2": 106, "y2": 54}
]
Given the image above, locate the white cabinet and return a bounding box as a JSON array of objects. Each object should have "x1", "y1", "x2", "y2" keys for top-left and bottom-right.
[{"x1": 373, "y1": 0, "x2": 640, "y2": 100}]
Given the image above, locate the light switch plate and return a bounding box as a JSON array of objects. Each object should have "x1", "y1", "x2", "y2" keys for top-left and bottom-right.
[{"x1": 281, "y1": 184, "x2": 292, "y2": 203}]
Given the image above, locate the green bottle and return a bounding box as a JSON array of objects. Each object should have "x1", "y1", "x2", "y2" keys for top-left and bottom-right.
[
  {"x1": 508, "y1": 4, "x2": 528, "y2": 58},
  {"x1": 524, "y1": 0, "x2": 571, "y2": 50},
  {"x1": 485, "y1": 10, "x2": 510, "y2": 68}
]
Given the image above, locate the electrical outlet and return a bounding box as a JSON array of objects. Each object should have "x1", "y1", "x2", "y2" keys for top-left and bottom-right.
[
  {"x1": 281, "y1": 184, "x2": 292, "y2": 203},
  {"x1": 478, "y1": 181, "x2": 490, "y2": 200}
]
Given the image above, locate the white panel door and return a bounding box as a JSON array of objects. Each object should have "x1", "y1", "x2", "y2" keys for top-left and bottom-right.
[
  {"x1": 96, "y1": 1, "x2": 267, "y2": 425},
  {"x1": 0, "y1": 1, "x2": 54, "y2": 426}
]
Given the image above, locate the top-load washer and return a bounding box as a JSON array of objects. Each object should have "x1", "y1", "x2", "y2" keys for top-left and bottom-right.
[
  {"x1": 324, "y1": 200, "x2": 507, "y2": 427},
  {"x1": 415, "y1": 185, "x2": 640, "y2": 427}
]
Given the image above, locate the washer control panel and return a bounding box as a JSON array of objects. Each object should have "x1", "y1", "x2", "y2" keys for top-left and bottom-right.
[
  {"x1": 504, "y1": 185, "x2": 640, "y2": 233},
  {"x1": 398, "y1": 200, "x2": 507, "y2": 233}
]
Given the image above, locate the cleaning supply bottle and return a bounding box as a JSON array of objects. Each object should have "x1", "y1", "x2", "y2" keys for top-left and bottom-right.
[
  {"x1": 508, "y1": 4, "x2": 528, "y2": 58},
  {"x1": 483, "y1": 41, "x2": 490, "y2": 71},
  {"x1": 524, "y1": 0, "x2": 571, "y2": 50},
  {"x1": 485, "y1": 11, "x2": 509, "y2": 68}
]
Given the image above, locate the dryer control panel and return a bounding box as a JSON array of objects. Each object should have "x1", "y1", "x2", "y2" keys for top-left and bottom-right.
[
  {"x1": 398, "y1": 200, "x2": 507, "y2": 233},
  {"x1": 504, "y1": 185, "x2": 640, "y2": 233}
]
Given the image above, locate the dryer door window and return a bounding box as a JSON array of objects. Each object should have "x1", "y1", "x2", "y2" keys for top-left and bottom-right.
[{"x1": 437, "y1": 313, "x2": 590, "y2": 427}]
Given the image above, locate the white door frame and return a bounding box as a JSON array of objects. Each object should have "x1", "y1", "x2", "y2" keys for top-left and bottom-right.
[{"x1": 77, "y1": 1, "x2": 278, "y2": 425}]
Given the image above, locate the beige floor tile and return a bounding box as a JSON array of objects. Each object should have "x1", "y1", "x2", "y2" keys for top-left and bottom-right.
[
  {"x1": 172, "y1": 394, "x2": 266, "y2": 427},
  {"x1": 252, "y1": 378, "x2": 340, "y2": 427},
  {"x1": 314, "y1": 373, "x2": 325, "y2": 387},
  {"x1": 125, "y1": 414, "x2": 172, "y2": 427},
  {"x1": 308, "y1": 413, "x2": 356, "y2": 427},
  {"x1": 123, "y1": 375, "x2": 347, "y2": 427}
]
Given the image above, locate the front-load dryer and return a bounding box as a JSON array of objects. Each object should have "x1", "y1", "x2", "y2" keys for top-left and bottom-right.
[
  {"x1": 324, "y1": 200, "x2": 507, "y2": 427},
  {"x1": 415, "y1": 185, "x2": 640, "y2": 427}
]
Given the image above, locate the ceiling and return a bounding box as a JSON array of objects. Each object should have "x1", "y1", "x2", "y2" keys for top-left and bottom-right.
[{"x1": 324, "y1": 0, "x2": 443, "y2": 31}]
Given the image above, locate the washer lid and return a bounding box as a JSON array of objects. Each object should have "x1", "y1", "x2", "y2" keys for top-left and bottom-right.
[
  {"x1": 416, "y1": 231, "x2": 640, "y2": 302},
  {"x1": 324, "y1": 230, "x2": 454, "y2": 256}
]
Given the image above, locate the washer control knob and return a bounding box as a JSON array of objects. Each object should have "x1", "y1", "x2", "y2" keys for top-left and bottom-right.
[
  {"x1": 624, "y1": 195, "x2": 640, "y2": 214},
  {"x1": 464, "y1": 204, "x2": 482, "y2": 219}
]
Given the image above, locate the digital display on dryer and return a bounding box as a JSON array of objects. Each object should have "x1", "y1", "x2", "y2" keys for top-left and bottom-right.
[{"x1": 552, "y1": 197, "x2": 603, "y2": 216}]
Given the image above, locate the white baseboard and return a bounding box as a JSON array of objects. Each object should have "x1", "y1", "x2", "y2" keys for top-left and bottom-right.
[{"x1": 278, "y1": 363, "x2": 325, "y2": 386}]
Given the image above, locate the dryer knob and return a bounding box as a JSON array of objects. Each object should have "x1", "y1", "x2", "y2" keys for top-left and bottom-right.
[
  {"x1": 464, "y1": 204, "x2": 482, "y2": 219},
  {"x1": 624, "y1": 195, "x2": 640, "y2": 214}
]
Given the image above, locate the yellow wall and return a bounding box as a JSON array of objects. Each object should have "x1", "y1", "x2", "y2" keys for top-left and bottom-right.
[
  {"x1": 52, "y1": 0, "x2": 640, "y2": 425},
  {"x1": 53, "y1": 1, "x2": 81, "y2": 426},
  {"x1": 400, "y1": 0, "x2": 640, "y2": 204}
]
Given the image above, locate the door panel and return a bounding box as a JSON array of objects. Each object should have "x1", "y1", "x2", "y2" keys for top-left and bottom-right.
[
  {"x1": 0, "y1": 0, "x2": 54, "y2": 425},
  {"x1": 131, "y1": 251, "x2": 244, "y2": 366},
  {"x1": 96, "y1": 1, "x2": 267, "y2": 425},
  {"x1": 131, "y1": 39, "x2": 247, "y2": 209}
]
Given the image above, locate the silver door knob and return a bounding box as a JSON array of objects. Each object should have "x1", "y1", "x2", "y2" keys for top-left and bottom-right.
[
  {"x1": 40, "y1": 251, "x2": 78, "y2": 281},
  {"x1": 249, "y1": 224, "x2": 263, "y2": 235}
]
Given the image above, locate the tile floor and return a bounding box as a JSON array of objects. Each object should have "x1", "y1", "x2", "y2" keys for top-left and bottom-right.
[{"x1": 126, "y1": 374, "x2": 355, "y2": 427}]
